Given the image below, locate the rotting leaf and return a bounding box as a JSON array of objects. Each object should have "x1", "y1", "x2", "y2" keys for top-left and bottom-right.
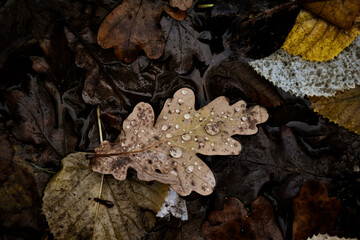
[
  {"x1": 92, "y1": 88, "x2": 268, "y2": 196},
  {"x1": 250, "y1": 36, "x2": 360, "y2": 97},
  {"x1": 307, "y1": 234, "x2": 358, "y2": 240},
  {"x1": 202, "y1": 196, "x2": 283, "y2": 240},
  {"x1": 160, "y1": 9, "x2": 212, "y2": 74},
  {"x1": 42, "y1": 152, "x2": 170, "y2": 240},
  {"x1": 293, "y1": 181, "x2": 341, "y2": 240},
  {"x1": 309, "y1": 86, "x2": 360, "y2": 134},
  {"x1": 169, "y1": 0, "x2": 193, "y2": 11},
  {"x1": 97, "y1": 0, "x2": 186, "y2": 63},
  {"x1": 282, "y1": 9, "x2": 360, "y2": 62}
]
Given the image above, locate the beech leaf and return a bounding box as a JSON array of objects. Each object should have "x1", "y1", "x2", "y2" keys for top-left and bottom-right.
[
  {"x1": 97, "y1": 0, "x2": 186, "y2": 63},
  {"x1": 42, "y1": 152, "x2": 171, "y2": 240},
  {"x1": 91, "y1": 88, "x2": 268, "y2": 196}
]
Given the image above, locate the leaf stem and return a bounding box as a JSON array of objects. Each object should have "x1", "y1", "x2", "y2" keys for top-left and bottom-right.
[{"x1": 95, "y1": 105, "x2": 105, "y2": 224}]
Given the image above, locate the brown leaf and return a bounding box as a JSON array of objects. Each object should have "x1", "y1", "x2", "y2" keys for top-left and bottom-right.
[
  {"x1": 169, "y1": 0, "x2": 193, "y2": 11},
  {"x1": 303, "y1": 0, "x2": 360, "y2": 30},
  {"x1": 97, "y1": 0, "x2": 185, "y2": 63},
  {"x1": 202, "y1": 196, "x2": 283, "y2": 240},
  {"x1": 92, "y1": 88, "x2": 268, "y2": 196},
  {"x1": 293, "y1": 181, "x2": 341, "y2": 240}
]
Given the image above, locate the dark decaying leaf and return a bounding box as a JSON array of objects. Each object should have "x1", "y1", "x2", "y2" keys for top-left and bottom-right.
[
  {"x1": 97, "y1": 0, "x2": 185, "y2": 63},
  {"x1": 209, "y1": 61, "x2": 283, "y2": 108},
  {"x1": 293, "y1": 181, "x2": 341, "y2": 240},
  {"x1": 202, "y1": 196, "x2": 283, "y2": 240},
  {"x1": 92, "y1": 88, "x2": 268, "y2": 196},
  {"x1": 160, "y1": 8, "x2": 212, "y2": 74}
]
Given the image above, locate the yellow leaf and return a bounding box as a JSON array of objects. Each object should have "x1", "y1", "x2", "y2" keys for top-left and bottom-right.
[
  {"x1": 310, "y1": 86, "x2": 360, "y2": 134},
  {"x1": 283, "y1": 10, "x2": 360, "y2": 62}
]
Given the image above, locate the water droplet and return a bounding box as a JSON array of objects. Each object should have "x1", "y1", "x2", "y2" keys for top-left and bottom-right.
[
  {"x1": 126, "y1": 125, "x2": 130, "y2": 129},
  {"x1": 163, "y1": 116, "x2": 168, "y2": 120},
  {"x1": 241, "y1": 117, "x2": 247, "y2": 121},
  {"x1": 170, "y1": 147, "x2": 183, "y2": 158},
  {"x1": 194, "y1": 161, "x2": 198, "y2": 165},
  {"x1": 235, "y1": 107, "x2": 241, "y2": 112},
  {"x1": 205, "y1": 137, "x2": 209, "y2": 141},
  {"x1": 184, "y1": 113, "x2": 191, "y2": 119},
  {"x1": 161, "y1": 125, "x2": 168, "y2": 131},
  {"x1": 166, "y1": 133, "x2": 172, "y2": 138},
  {"x1": 186, "y1": 165, "x2": 194, "y2": 173},
  {"x1": 211, "y1": 143, "x2": 215, "y2": 147},
  {"x1": 175, "y1": 124, "x2": 179, "y2": 129},
  {"x1": 175, "y1": 109, "x2": 180, "y2": 113},
  {"x1": 181, "y1": 90, "x2": 188, "y2": 95},
  {"x1": 191, "y1": 147, "x2": 195, "y2": 151},
  {"x1": 182, "y1": 134, "x2": 191, "y2": 141},
  {"x1": 199, "y1": 143, "x2": 204, "y2": 147},
  {"x1": 141, "y1": 130, "x2": 145, "y2": 133},
  {"x1": 131, "y1": 120, "x2": 137, "y2": 126},
  {"x1": 227, "y1": 138, "x2": 231, "y2": 141},
  {"x1": 167, "y1": 142, "x2": 171, "y2": 145},
  {"x1": 121, "y1": 143, "x2": 125, "y2": 147},
  {"x1": 195, "y1": 113, "x2": 200, "y2": 117},
  {"x1": 210, "y1": 111, "x2": 214, "y2": 115},
  {"x1": 181, "y1": 141, "x2": 184, "y2": 143},
  {"x1": 178, "y1": 99, "x2": 184, "y2": 105},
  {"x1": 194, "y1": 138, "x2": 198, "y2": 142},
  {"x1": 221, "y1": 111, "x2": 224, "y2": 114},
  {"x1": 134, "y1": 130, "x2": 138, "y2": 134},
  {"x1": 229, "y1": 118, "x2": 234, "y2": 121},
  {"x1": 205, "y1": 122, "x2": 220, "y2": 136},
  {"x1": 197, "y1": 165, "x2": 203, "y2": 171},
  {"x1": 170, "y1": 170, "x2": 178, "y2": 176}
]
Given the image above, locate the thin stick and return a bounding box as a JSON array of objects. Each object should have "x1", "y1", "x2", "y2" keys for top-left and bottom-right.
[{"x1": 94, "y1": 105, "x2": 104, "y2": 223}]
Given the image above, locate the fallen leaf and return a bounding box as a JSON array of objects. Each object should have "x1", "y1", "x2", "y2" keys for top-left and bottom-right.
[
  {"x1": 208, "y1": 61, "x2": 283, "y2": 108},
  {"x1": 160, "y1": 9, "x2": 212, "y2": 74},
  {"x1": 250, "y1": 35, "x2": 360, "y2": 97},
  {"x1": 202, "y1": 196, "x2": 283, "y2": 240},
  {"x1": 307, "y1": 234, "x2": 357, "y2": 240},
  {"x1": 282, "y1": 10, "x2": 360, "y2": 62},
  {"x1": 169, "y1": 0, "x2": 193, "y2": 11},
  {"x1": 156, "y1": 187, "x2": 188, "y2": 220},
  {"x1": 309, "y1": 86, "x2": 360, "y2": 134},
  {"x1": 42, "y1": 152, "x2": 170, "y2": 240},
  {"x1": 0, "y1": 124, "x2": 13, "y2": 184},
  {"x1": 97, "y1": 0, "x2": 185, "y2": 63},
  {"x1": 293, "y1": 181, "x2": 341, "y2": 240},
  {"x1": 92, "y1": 88, "x2": 268, "y2": 196},
  {"x1": 303, "y1": 0, "x2": 360, "y2": 30}
]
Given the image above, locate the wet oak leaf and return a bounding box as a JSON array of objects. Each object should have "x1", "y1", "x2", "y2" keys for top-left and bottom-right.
[
  {"x1": 293, "y1": 182, "x2": 341, "y2": 240},
  {"x1": 169, "y1": 0, "x2": 193, "y2": 11},
  {"x1": 309, "y1": 86, "x2": 360, "y2": 134},
  {"x1": 283, "y1": 9, "x2": 360, "y2": 62},
  {"x1": 160, "y1": 10, "x2": 212, "y2": 74},
  {"x1": 42, "y1": 152, "x2": 170, "y2": 240},
  {"x1": 97, "y1": 0, "x2": 186, "y2": 63},
  {"x1": 202, "y1": 196, "x2": 283, "y2": 240},
  {"x1": 92, "y1": 88, "x2": 268, "y2": 196}
]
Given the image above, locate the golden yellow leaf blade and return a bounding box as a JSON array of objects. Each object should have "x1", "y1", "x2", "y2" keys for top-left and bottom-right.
[
  {"x1": 283, "y1": 10, "x2": 360, "y2": 62},
  {"x1": 310, "y1": 86, "x2": 360, "y2": 134}
]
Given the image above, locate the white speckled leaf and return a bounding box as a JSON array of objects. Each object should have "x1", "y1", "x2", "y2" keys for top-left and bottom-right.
[
  {"x1": 249, "y1": 36, "x2": 360, "y2": 97},
  {"x1": 92, "y1": 88, "x2": 268, "y2": 196},
  {"x1": 307, "y1": 234, "x2": 357, "y2": 240},
  {"x1": 42, "y1": 153, "x2": 170, "y2": 240}
]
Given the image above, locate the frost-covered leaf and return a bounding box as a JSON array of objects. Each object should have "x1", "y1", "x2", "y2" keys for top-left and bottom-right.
[
  {"x1": 307, "y1": 234, "x2": 358, "y2": 240},
  {"x1": 91, "y1": 88, "x2": 268, "y2": 196},
  {"x1": 97, "y1": 0, "x2": 185, "y2": 63},
  {"x1": 283, "y1": 10, "x2": 359, "y2": 61},
  {"x1": 202, "y1": 196, "x2": 283, "y2": 240},
  {"x1": 42, "y1": 152, "x2": 170, "y2": 240},
  {"x1": 160, "y1": 9, "x2": 211, "y2": 74},
  {"x1": 310, "y1": 86, "x2": 360, "y2": 134},
  {"x1": 293, "y1": 182, "x2": 341, "y2": 240},
  {"x1": 250, "y1": 36, "x2": 360, "y2": 97}
]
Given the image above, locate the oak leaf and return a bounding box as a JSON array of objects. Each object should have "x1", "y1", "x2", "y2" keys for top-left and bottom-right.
[
  {"x1": 97, "y1": 0, "x2": 186, "y2": 63},
  {"x1": 169, "y1": 0, "x2": 193, "y2": 11},
  {"x1": 202, "y1": 196, "x2": 283, "y2": 240},
  {"x1": 91, "y1": 88, "x2": 268, "y2": 196},
  {"x1": 310, "y1": 86, "x2": 360, "y2": 134},
  {"x1": 293, "y1": 182, "x2": 341, "y2": 240},
  {"x1": 282, "y1": 9, "x2": 360, "y2": 61},
  {"x1": 42, "y1": 152, "x2": 170, "y2": 240}
]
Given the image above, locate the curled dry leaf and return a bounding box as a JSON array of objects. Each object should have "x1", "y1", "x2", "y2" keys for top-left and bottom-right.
[
  {"x1": 283, "y1": 9, "x2": 359, "y2": 62},
  {"x1": 293, "y1": 182, "x2": 341, "y2": 240},
  {"x1": 310, "y1": 86, "x2": 360, "y2": 134},
  {"x1": 42, "y1": 153, "x2": 170, "y2": 240},
  {"x1": 202, "y1": 196, "x2": 283, "y2": 240},
  {"x1": 97, "y1": 0, "x2": 186, "y2": 63},
  {"x1": 307, "y1": 234, "x2": 358, "y2": 240},
  {"x1": 91, "y1": 88, "x2": 268, "y2": 196},
  {"x1": 169, "y1": 0, "x2": 193, "y2": 11}
]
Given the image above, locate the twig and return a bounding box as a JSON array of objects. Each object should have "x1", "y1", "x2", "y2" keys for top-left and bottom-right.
[{"x1": 94, "y1": 105, "x2": 104, "y2": 224}]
